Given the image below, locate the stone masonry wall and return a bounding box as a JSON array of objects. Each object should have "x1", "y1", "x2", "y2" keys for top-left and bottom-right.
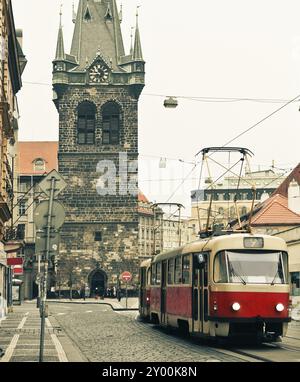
[{"x1": 57, "y1": 84, "x2": 140, "y2": 289}]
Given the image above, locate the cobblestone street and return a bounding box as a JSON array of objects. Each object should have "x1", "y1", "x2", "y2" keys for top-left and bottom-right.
[
  {"x1": 1, "y1": 300, "x2": 300, "y2": 362},
  {"x1": 48, "y1": 301, "x2": 243, "y2": 362}
]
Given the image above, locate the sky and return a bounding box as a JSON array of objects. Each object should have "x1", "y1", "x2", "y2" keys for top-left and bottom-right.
[{"x1": 11, "y1": 0, "x2": 300, "y2": 215}]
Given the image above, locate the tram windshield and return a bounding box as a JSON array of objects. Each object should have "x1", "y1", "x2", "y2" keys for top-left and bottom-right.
[{"x1": 214, "y1": 251, "x2": 288, "y2": 284}]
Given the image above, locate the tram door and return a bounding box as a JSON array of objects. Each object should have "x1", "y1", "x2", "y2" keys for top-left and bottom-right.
[
  {"x1": 161, "y1": 261, "x2": 167, "y2": 325},
  {"x1": 192, "y1": 253, "x2": 209, "y2": 334},
  {"x1": 139, "y1": 268, "x2": 146, "y2": 314}
]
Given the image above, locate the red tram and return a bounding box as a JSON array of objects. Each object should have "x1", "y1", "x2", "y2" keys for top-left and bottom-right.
[{"x1": 139, "y1": 234, "x2": 291, "y2": 342}]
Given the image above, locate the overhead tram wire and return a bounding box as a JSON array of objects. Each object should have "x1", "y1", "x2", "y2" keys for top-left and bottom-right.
[
  {"x1": 23, "y1": 82, "x2": 299, "y2": 104},
  {"x1": 154, "y1": 93, "x2": 300, "y2": 205},
  {"x1": 219, "y1": 94, "x2": 300, "y2": 148}
]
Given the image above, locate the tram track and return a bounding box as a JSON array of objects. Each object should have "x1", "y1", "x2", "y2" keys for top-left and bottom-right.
[{"x1": 144, "y1": 322, "x2": 300, "y2": 362}]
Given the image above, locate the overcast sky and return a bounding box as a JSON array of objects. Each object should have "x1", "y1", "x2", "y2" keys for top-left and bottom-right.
[{"x1": 12, "y1": 0, "x2": 300, "y2": 214}]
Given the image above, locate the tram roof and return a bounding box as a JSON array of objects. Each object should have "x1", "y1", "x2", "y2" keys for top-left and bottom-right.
[{"x1": 152, "y1": 234, "x2": 288, "y2": 263}]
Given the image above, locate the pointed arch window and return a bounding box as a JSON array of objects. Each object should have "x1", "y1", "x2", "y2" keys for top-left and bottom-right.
[
  {"x1": 77, "y1": 102, "x2": 96, "y2": 145},
  {"x1": 102, "y1": 102, "x2": 120, "y2": 145}
]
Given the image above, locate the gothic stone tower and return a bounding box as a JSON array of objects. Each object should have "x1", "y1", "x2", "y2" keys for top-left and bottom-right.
[{"x1": 52, "y1": 0, "x2": 145, "y2": 295}]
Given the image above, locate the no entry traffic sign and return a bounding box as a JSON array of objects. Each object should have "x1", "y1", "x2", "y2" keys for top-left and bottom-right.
[{"x1": 120, "y1": 271, "x2": 132, "y2": 282}]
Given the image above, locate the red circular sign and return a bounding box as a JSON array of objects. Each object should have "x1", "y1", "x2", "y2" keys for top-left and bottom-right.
[{"x1": 120, "y1": 271, "x2": 132, "y2": 282}]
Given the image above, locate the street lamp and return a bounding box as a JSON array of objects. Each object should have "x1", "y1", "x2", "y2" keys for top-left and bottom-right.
[{"x1": 164, "y1": 96, "x2": 178, "y2": 109}]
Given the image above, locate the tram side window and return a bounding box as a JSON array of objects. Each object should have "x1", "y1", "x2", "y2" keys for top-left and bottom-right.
[
  {"x1": 168, "y1": 259, "x2": 174, "y2": 284},
  {"x1": 147, "y1": 269, "x2": 151, "y2": 286},
  {"x1": 156, "y1": 263, "x2": 161, "y2": 285},
  {"x1": 151, "y1": 264, "x2": 156, "y2": 285},
  {"x1": 182, "y1": 255, "x2": 190, "y2": 284},
  {"x1": 175, "y1": 257, "x2": 182, "y2": 284}
]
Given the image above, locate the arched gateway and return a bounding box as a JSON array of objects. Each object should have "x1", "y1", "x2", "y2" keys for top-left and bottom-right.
[{"x1": 88, "y1": 269, "x2": 107, "y2": 297}]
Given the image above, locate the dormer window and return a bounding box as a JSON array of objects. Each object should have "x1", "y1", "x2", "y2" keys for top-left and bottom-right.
[
  {"x1": 34, "y1": 158, "x2": 45, "y2": 172},
  {"x1": 84, "y1": 6, "x2": 92, "y2": 22}
]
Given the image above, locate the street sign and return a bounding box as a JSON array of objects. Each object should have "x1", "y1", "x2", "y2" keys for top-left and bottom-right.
[
  {"x1": 35, "y1": 230, "x2": 60, "y2": 253},
  {"x1": 13, "y1": 265, "x2": 23, "y2": 275},
  {"x1": 120, "y1": 271, "x2": 132, "y2": 282},
  {"x1": 38, "y1": 169, "x2": 67, "y2": 199},
  {"x1": 7, "y1": 257, "x2": 23, "y2": 266},
  {"x1": 33, "y1": 200, "x2": 65, "y2": 230}
]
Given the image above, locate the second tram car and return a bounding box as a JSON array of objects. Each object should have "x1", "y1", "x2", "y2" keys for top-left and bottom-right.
[{"x1": 139, "y1": 234, "x2": 291, "y2": 342}]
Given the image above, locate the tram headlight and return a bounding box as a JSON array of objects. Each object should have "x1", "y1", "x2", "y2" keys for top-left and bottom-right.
[
  {"x1": 232, "y1": 302, "x2": 241, "y2": 311},
  {"x1": 276, "y1": 303, "x2": 284, "y2": 312}
]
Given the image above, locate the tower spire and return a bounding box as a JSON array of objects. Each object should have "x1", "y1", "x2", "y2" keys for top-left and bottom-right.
[
  {"x1": 55, "y1": 4, "x2": 65, "y2": 60},
  {"x1": 133, "y1": 6, "x2": 143, "y2": 61}
]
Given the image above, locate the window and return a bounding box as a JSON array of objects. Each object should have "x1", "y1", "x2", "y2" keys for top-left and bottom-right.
[
  {"x1": 16, "y1": 224, "x2": 25, "y2": 240},
  {"x1": 77, "y1": 102, "x2": 96, "y2": 145},
  {"x1": 156, "y1": 263, "x2": 161, "y2": 285},
  {"x1": 174, "y1": 257, "x2": 182, "y2": 284},
  {"x1": 94, "y1": 232, "x2": 102, "y2": 242},
  {"x1": 182, "y1": 255, "x2": 190, "y2": 284},
  {"x1": 151, "y1": 264, "x2": 156, "y2": 285},
  {"x1": 168, "y1": 259, "x2": 174, "y2": 284},
  {"x1": 218, "y1": 207, "x2": 224, "y2": 215},
  {"x1": 19, "y1": 199, "x2": 27, "y2": 216},
  {"x1": 214, "y1": 251, "x2": 288, "y2": 284},
  {"x1": 102, "y1": 102, "x2": 120, "y2": 145},
  {"x1": 291, "y1": 272, "x2": 300, "y2": 296},
  {"x1": 33, "y1": 158, "x2": 45, "y2": 172}
]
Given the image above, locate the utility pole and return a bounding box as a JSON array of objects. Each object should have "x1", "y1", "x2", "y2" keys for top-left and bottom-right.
[
  {"x1": 33, "y1": 170, "x2": 66, "y2": 362},
  {"x1": 38, "y1": 176, "x2": 55, "y2": 363}
]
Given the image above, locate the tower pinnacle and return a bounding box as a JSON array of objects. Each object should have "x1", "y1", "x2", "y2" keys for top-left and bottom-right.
[
  {"x1": 55, "y1": 5, "x2": 65, "y2": 61},
  {"x1": 133, "y1": 6, "x2": 143, "y2": 61}
]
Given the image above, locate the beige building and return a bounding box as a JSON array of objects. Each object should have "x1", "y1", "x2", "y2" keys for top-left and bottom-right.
[
  {"x1": 138, "y1": 192, "x2": 163, "y2": 258},
  {"x1": 0, "y1": 0, "x2": 26, "y2": 314},
  {"x1": 189, "y1": 169, "x2": 286, "y2": 239},
  {"x1": 162, "y1": 218, "x2": 194, "y2": 252}
]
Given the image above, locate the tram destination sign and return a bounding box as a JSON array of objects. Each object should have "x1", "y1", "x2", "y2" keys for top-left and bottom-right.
[{"x1": 120, "y1": 271, "x2": 132, "y2": 282}]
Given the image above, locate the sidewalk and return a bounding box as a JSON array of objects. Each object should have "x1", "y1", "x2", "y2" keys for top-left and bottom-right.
[
  {"x1": 0, "y1": 301, "x2": 85, "y2": 362},
  {"x1": 48, "y1": 297, "x2": 139, "y2": 310}
]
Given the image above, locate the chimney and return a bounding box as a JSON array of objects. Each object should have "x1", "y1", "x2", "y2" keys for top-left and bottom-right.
[{"x1": 288, "y1": 179, "x2": 300, "y2": 214}]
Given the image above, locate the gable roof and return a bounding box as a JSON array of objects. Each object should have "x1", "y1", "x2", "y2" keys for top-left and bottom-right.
[
  {"x1": 272, "y1": 163, "x2": 300, "y2": 197},
  {"x1": 251, "y1": 194, "x2": 300, "y2": 225}
]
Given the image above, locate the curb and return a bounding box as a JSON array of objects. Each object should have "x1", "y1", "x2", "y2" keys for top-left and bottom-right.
[{"x1": 47, "y1": 300, "x2": 139, "y2": 312}]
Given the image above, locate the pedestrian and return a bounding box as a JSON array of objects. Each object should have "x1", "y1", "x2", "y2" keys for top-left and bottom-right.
[
  {"x1": 117, "y1": 288, "x2": 122, "y2": 302},
  {"x1": 113, "y1": 286, "x2": 117, "y2": 298},
  {"x1": 80, "y1": 285, "x2": 86, "y2": 301}
]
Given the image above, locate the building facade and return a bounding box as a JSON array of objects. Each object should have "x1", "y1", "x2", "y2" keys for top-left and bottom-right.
[
  {"x1": 52, "y1": 0, "x2": 145, "y2": 296},
  {"x1": 189, "y1": 169, "x2": 286, "y2": 239},
  {"x1": 16, "y1": 142, "x2": 58, "y2": 300},
  {"x1": 138, "y1": 192, "x2": 164, "y2": 259},
  {"x1": 0, "y1": 0, "x2": 25, "y2": 315}
]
